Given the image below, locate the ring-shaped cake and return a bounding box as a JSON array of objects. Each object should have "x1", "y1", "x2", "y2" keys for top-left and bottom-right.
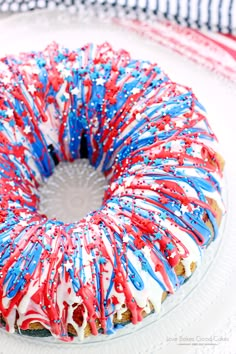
[{"x1": 0, "y1": 43, "x2": 224, "y2": 341}]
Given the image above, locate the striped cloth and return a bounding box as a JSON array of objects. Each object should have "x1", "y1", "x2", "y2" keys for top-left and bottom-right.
[
  {"x1": 0, "y1": 0, "x2": 236, "y2": 34},
  {"x1": 117, "y1": 17, "x2": 236, "y2": 81}
]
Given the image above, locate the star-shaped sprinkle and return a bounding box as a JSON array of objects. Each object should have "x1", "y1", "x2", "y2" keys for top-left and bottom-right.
[
  {"x1": 170, "y1": 140, "x2": 182, "y2": 152},
  {"x1": 169, "y1": 252, "x2": 177, "y2": 258},
  {"x1": 96, "y1": 77, "x2": 106, "y2": 86},
  {"x1": 28, "y1": 84, "x2": 37, "y2": 95},
  {"x1": 123, "y1": 235, "x2": 129, "y2": 243},
  {"x1": 19, "y1": 220, "x2": 28, "y2": 227},
  {"x1": 174, "y1": 210, "x2": 181, "y2": 217},
  {"x1": 98, "y1": 257, "x2": 107, "y2": 265},
  {"x1": 175, "y1": 120, "x2": 184, "y2": 128},
  {"x1": 154, "y1": 158, "x2": 162, "y2": 166},
  {"x1": 159, "y1": 211, "x2": 167, "y2": 221},
  {"x1": 154, "y1": 232, "x2": 162, "y2": 240},
  {"x1": 64, "y1": 260, "x2": 73, "y2": 271},
  {"x1": 144, "y1": 156, "x2": 149, "y2": 164},
  {"x1": 70, "y1": 87, "x2": 80, "y2": 96},
  {"x1": 181, "y1": 204, "x2": 189, "y2": 214},
  {"x1": 150, "y1": 126, "x2": 157, "y2": 134},
  {"x1": 151, "y1": 184, "x2": 158, "y2": 190},
  {"x1": 165, "y1": 124, "x2": 171, "y2": 131},
  {"x1": 56, "y1": 63, "x2": 65, "y2": 72},
  {"x1": 135, "y1": 112, "x2": 142, "y2": 121},
  {"x1": 2, "y1": 76, "x2": 11, "y2": 85},
  {"x1": 186, "y1": 147, "x2": 193, "y2": 155},
  {"x1": 23, "y1": 125, "x2": 31, "y2": 134},
  {"x1": 6, "y1": 108, "x2": 14, "y2": 118},
  {"x1": 142, "y1": 62, "x2": 150, "y2": 69},
  {"x1": 166, "y1": 243, "x2": 175, "y2": 251},
  {"x1": 60, "y1": 93, "x2": 70, "y2": 102},
  {"x1": 131, "y1": 87, "x2": 140, "y2": 95},
  {"x1": 23, "y1": 126, "x2": 31, "y2": 135}
]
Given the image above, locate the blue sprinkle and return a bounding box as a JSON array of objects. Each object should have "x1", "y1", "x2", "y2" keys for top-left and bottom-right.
[{"x1": 98, "y1": 257, "x2": 107, "y2": 265}]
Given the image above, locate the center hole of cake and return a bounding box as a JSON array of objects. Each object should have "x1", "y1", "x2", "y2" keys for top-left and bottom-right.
[{"x1": 39, "y1": 159, "x2": 107, "y2": 223}]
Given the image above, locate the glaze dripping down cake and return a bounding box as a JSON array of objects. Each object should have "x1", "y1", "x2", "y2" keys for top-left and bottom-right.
[{"x1": 0, "y1": 42, "x2": 224, "y2": 341}]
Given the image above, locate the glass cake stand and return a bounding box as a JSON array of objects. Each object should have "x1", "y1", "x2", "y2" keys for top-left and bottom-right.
[{"x1": 0, "y1": 9, "x2": 235, "y2": 354}]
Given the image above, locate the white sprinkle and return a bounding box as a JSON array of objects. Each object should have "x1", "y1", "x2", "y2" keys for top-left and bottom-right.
[
  {"x1": 162, "y1": 96, "x2": 169, "y2": 101},
  {"x1": 61, "y1": 69, "x2": 71, "y2": 78},
  {"x1": 117, "y1": 185, "x2": 124, "y2": 195},
  {"x1": 174, "y1": 210, "x2": 181, "y2": 217},
  {"x1": 165, "y1": 124, "x2": 171, "y2": 131},
  {"x1": 175, "y1": 120, "x2": 184, "y2": 128},
  {"x1": 123, "y1": 235, "x2": 129, "y2": 243},
  {"x1": 23, "y1": 126, "x2": 31, "y2": 135},
  {"x1": 2, "y1": 76, "x2": 11, "y2": 85},
  {"x1": 28, "y1": 84, "x2": 37, "y2": 95},
  {"x1": 131, "y1": 87, "x2": 140, "y2": 95},
  {"x1": 72, "y1": 62, "x2": 80, "y2": 70},
  {"x1": 135, "y1": 112, "x2": 142, "y2": 121},
  {"x1": 64, "y1": 260, "x2": 73, "y2": 271},
  {"x1": 181, "y1": 205, "x2": 189, "y2": 214},
  {"x1": 96, "y1": 77, "x2": 106, "y2": 86},
  {"x1": 169, "y1": 252, "x2": 177, "y2": 258},
  {"x1": 56, "y1": 63, "x2": 65, "y2": 72},
  {"x1": 19, "y1": 220, "x2": 28, "y2": 227},
  {"x1": 142, "y1": 62, "x2": 150, "y2": 69},
  {"x1": 70, "y1": 87, "x2": 80, "y2": 96},
  {"x1": 143, "y1": 246, "x2": 151, "y2": 257},
  {"x1": 6, "y1": 108, "x2": 14, "y2": 118}
]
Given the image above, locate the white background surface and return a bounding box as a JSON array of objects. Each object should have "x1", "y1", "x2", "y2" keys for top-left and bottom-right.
[{"x1": 0, "y1": 10, "x2": 235, "y2": 354}]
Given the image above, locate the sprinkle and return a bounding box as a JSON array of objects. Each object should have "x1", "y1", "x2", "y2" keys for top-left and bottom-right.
[
  {"x1": 149, "y1": 126, "x2": 157, "y2": 134},
  {"x1": 96, "y1": 77, "x2": 106, "y2": 86},
  {"x1": 23, "y1": 126, "x2": 31, "y2": 135},
  {"x1": 181, "y1": 205, "x2": 189, "y2": 214},
  {"x1": 70, "y1": 87, "x2": 80, "y2": 95},
  {"x1": 60, "y1": 93, "x2": 70, "y2": 102},
  {"x1": 131, "y1": 87, "x2": 140, "y2": 95},
  {"x1": 98, "y1": 257, "x2": 107, "y2": 265},
  {"x1": 166, "y1": 243, "x2": 175, "y2": 251},
  {"x1": 154, "y1": 232, "x2": 162, "y2": 240},
  {"x1": 6, "y1": 108, "x2": 14, "y2": 118},
  {"x1": 175, "y1": 120, "x2": 184, "y2": 128},
  {"x1": 28, "y1": 84, "x2": 37, "y2": 95},
  {"x1": 2, "y1": 76, "x2": 11, "y2": 85},
  {"x1": 135, "y1": 112, "x2": 142, "y2": 121},
  {"x1": 174, "y1": 210, "x2": 181, "y2": 217},
  {"x1": 123, "y1": 235, "x2": 129, "y2": 243}
]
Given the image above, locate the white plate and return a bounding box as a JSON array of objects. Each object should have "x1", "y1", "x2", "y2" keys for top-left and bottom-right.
[{"x1": 0, "y1": 9, "x2": 235, "y2": 354}]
